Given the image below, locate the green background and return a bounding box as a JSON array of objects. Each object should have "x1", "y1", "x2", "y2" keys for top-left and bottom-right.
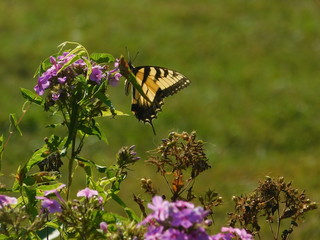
[{"x1": 0, "y1": 0, "x2": 319, "y2": 238}]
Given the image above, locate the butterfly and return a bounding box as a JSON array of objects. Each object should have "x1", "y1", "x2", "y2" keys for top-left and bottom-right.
[{"x1": 119, "y1": 56, "x2": 191, "y2": 134}]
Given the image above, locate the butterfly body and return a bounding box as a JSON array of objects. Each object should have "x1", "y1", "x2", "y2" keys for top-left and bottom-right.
[{"x1": 119, "y1": 57, "x2": 190, "y2": 134}]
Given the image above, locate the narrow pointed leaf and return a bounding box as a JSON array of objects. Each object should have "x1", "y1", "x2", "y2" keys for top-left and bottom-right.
[
  {"x1": 9, "y1": 114, "x2": 22, "y2": 136},
  {"x1": 100, "y1": 109, "x2": 128, "y2": 117},
  {"x1": 119, "y1": 56, "x2": 151, "y2": 102},
  {"x1": 21, "y1": 88, "x2": 44, "y2": 105}
]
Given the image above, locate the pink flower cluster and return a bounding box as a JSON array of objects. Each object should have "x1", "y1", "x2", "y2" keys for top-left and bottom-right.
[
  {"x1": 140, "y1": 196, "x2": 253, "y2": 240},
  {"x1": 34, "y1": 52, "x2": 121, "y2": 100}
]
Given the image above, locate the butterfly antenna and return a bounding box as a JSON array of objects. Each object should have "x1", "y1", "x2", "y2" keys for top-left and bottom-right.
[
  {"x1": 125, "y1": 46, "x2": 130, "y2": 60},
  {"x1": 132, "y1": 51, "x2": 139, "y2": 63}
]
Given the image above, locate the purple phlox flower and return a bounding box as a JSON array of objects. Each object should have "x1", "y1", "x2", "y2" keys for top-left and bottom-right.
[
  {"x1": 36, "y1": 196, "x2": 62, "y2": 213},
  {"x1": 57, "y1": 53, "x2": 87, "y2": 71},
  {"x1": 34, "y1": 52, "x2": 90, "y2": 96},
  {"x1": 108, "y1": 59, "x2": 121, "y2": 75},
  {"x1": 73, "y1": 58, "x2": 86, "y2": 67},
  {"x1": 34, "y1": 58, "x2": 63, "y2": 96},
  {"x1": 210, "y1": 232, "x2": 233, "y2": 240},
  {"x1": 49, "y1": 56, "x2": 64, "y2": 72},
  {"x1": 145, "y1": 225, "x2": 164, "y2": 240},
  {"x1": 170, "y1": 203, "x2": 206, "y2": 228},
  {"x1": 108, "y1": 72, "x2": 121, "y2": 87},
  {"x1": 34, "y1": 84, "x2": 45, "y2": 96},
  {"x1": 147, "y1": 196, "x2": 170, "y2": 222},
  {"x1": 114, "y1": 58, "x2": 120, "y2": 68},
  {"x1": 52, "y1": 92, "x2": 61, "y2": 101},
  {"x1": 174, "y1": 200, "x2": 195, "y2": 209},
  {"x1": 97, "y1": 195, "x2": 104, "y2": 205},
  {"x1": 188, "y1": 228, "x2": 211, "y2": 240},
  {"x1": 57, "y1": 52, "x2": 75, "y2": 64},
  {"x1": 34, "y1": 69, "x2": 54, "y2": 95},
  {"x1": 162, "y1": 228, "x2": 187, "y2": 240},
  {"x1": 100, "y1": 221, "x2": 108, "y2": 233},
  {"x1": 90, "y1": 65, "x2": 106, "y2": 84},
  {"x1": 56, "y1": 52, "x2": 86, "y2": 70},
  {"x1": 171, "y1": 208, "x2": 195, "y2": 229},
  {"x1": 58, "y1": 76, "x2": 67, "y2": 84},
  {"x1": 211, "y1": 227, "x2": 252, "y2": 240},
  {"x1": 0, "y1": 195, "x2": 17, "y2": 208},
  {"x1": 44, "y1": 184, "x2": 66, "y2": 202},
  {"x1": 77, "y1": 187, "x2": 99, "y2": 199},
  {"x1": 142, "y1": 196, "x2": 217, "y2": 240},
  {"x1": 44, "y1": 183, "x2": 66, "y2": 195},
  {"x1": 138, "y1": 214, "x2": 154, "y2": 226},
  {"x1": 192, "y1": 206, "x2": 209, "y2": 222},
  {"x1": 221, "y1": 227, "x2": 253, "y2": 240},
  {"x1": 50, "y1": 56, "x2": 58, "y2": 67},
  {"x1": 107, "y1": 59, "x2": 122, "y2": 87}
]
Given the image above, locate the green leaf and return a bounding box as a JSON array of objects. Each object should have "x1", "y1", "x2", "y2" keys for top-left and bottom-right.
[
  {"x1": 57, "y1": 54, "x2": 81, "y2": 73},
  {"x1": 21, "y1": 88, "x2": 44, "y2": 105},
  {"x1": 65, "y1": 44, "x2": 86, "y2": 57},
  {"x1": 79, "y1": 121, "x2": 108, "y2": 143},
  {"x1": 124, "y1": 207, "x2": 140, "y2": 222},
  {"x1": 45, "y1": 135, "x2": 63, "y2": 151},
  {"x1": 82, "y1": 57, "x2": 93, "y2": 80},
  {"x1": 23, "y1": 185, "x2": 36, "y2": 202},
  {"x1": 76, "y1": 156, "x2": 107, "y2": 174},
  {"x1": 78, "y1": 157, "x2": 93, "y2": 177},
  {"x1": 92, "y1": 79, "x2": 106, "y2": 96},
  {"x1": 98, "y1": 176, "x2": 117, "y2": 186},
  {"x1": 108, "y1": 193, "x2": 139, "y2": 221},
  {"x1": 45, "y1": 221, "x2": 61, "y2": 230},
  {"x1": 36, "y1": 182, "x2": 63, "y2": 192},
  {"x1": 0, "y1": 185, "x2": 10, "y2": 193},
  {"x1": 92, "y1": 121, "x2": 108, "y2": 143},
  {"x1": 105, "y1": 165, "x2": 118, "y2": 179},
  {"x1": 119, "y1": 56, "x2": 151, "y2": 102},
  {"x1": 28, "y1": 172, "x2": 61, "y2": 185},
  {"x1": 100, "y1": 109, "x2": 128, "y2": 117},
  {"x1": 26, "y1": 232, "x2": 41, "y2": 240},
  {"x1": 25, "y1": 146, "x2": 47, "y2": 172},
  {"x1": 95, "y1": 92, "x2": 117, "y2": 117},
  {"x1": 110, "y1": 192, "x2": 126, "y2": 208},
  {"x1": 94, "y1": 90, "x2": 113, "y2": 108},
  {"x1": 0, "y1": 234, "x2": 11, "y2": 240},
  {"x1": 101, "y1": 212, "x2": 124, "y2": 224},
  {"x1": 9, "y1": 114, "x2": 22, "y2": 136},
  {"x1": 33, "y1": 56, "x2": 54, "y2": 77},
  {"x1": 90, "y1": 53, "x2": 115, "y2": 64},
  {"x1": 12, "y1": 165, "x2": 24, "y2": 191},
  {"x1": 15, "y1": 135, "x2": 63, "y2": 185},
  {"x1": 63, "y1": 94, "x2": 80, "y2": 149}
]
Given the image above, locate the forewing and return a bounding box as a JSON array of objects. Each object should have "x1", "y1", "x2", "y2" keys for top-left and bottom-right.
[{"x1": 131, "y1": 66, "x2": 190, "y2": 124}]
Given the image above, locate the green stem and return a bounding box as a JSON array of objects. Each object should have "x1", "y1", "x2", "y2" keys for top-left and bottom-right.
[
  {"x1": 66, "y1": 96, "x2": 80, "y2": 200},
  {"x1": 1, "y1": 102, "x2": 31, "y2": 159},
  {"x1": 66, "y1": 134, "x2": 77, "y2": 200},
  {"x1": 276, "y1": 199, "x2": 284, "y2": 240}
]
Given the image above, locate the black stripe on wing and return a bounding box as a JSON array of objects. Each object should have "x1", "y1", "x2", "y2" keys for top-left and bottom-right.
[{"x1": 131, "y1": 66, "x2": 190, "y2": 125}]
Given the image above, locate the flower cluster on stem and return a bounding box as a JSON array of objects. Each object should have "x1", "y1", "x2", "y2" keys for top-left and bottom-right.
[
  {"x1": 140, "y1": 196, "x2": 253, "y2": 240},
  {"x1": 34, "y1": 51, "x2": 121, "y2": 101}
]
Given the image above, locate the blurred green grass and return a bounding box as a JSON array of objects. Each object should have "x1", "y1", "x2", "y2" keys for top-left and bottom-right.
[{"x1": 1, "y1": 0, "x2": 320, "y2": 237}]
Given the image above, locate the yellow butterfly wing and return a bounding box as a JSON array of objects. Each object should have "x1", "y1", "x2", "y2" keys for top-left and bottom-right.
[{"x1": 120, "y1": 58, "x2": 191, "y2": 134}]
